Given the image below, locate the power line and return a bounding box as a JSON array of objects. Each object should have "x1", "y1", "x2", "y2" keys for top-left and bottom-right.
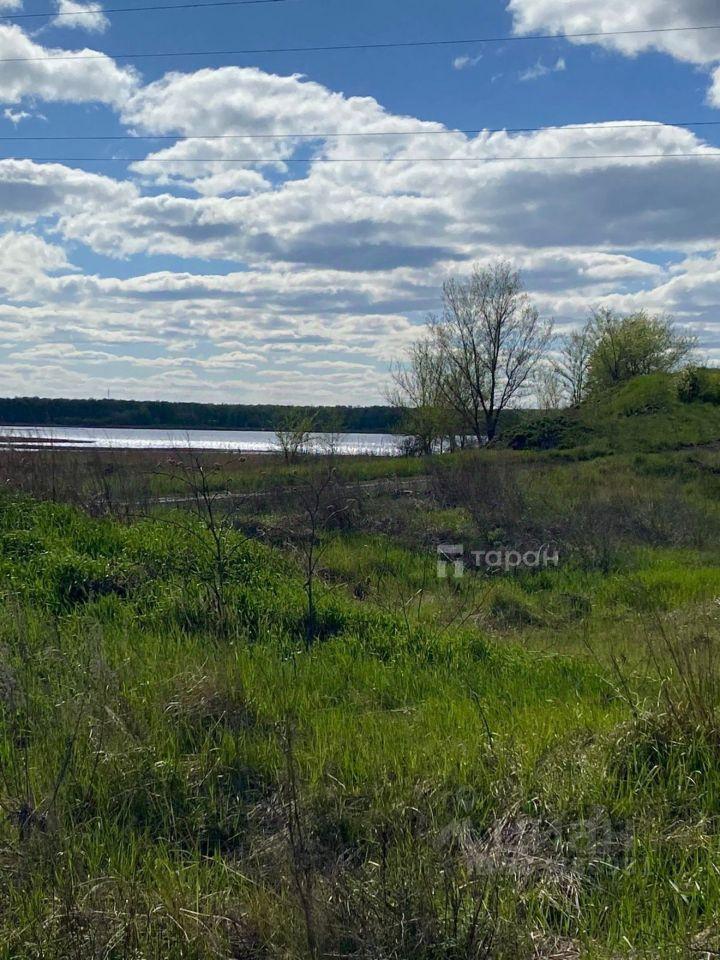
[
  {"x1": 0, "y1": 0, "x2": 290, "y2": 22},
  {"x1": 1, "y1": 119, "x2": 720, "y2": 141},
  {"x1": 3, "y1": 151, "x2": 720, "y2": 163},
  {"x1": 2, "y1": 22, "x2": 720, "y2": 63}
]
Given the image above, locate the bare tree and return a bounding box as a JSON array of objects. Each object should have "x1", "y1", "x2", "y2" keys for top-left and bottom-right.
[
  {"x1": 535, "y1": 363, "x2": 566, "y2": 411},
  {"x1": 275, "y1": 412, "x2": 315, "y2": 464},
  {"x1": 553, "y1": 320, "x2": 595, "y2": 407},
  {"x1": 387, "y1": 338, "x2": 454, "y2": 454},
  {"x1": 272, "y1": 461, "x2": 350, "y2": 648},
  {"x1": 431, "y1": 261, "x2": 553, "y2": 444},
  {"x1": 151, "y1": 449, "x2": 247, "y2": 636},
  {"x1": 316, "y1": 409, "x2": 345, "y2": 457}
]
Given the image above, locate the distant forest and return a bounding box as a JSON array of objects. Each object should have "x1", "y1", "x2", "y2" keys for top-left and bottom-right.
[{"x1": 0, "y1": 397, "x2": 403, "y2": 433}]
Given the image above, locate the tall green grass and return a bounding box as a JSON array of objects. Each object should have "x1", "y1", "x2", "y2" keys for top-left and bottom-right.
[{"x1": 0, "y1": 437, "x2": 720, "y2": 957}]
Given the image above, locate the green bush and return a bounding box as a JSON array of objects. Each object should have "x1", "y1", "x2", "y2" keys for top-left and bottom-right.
[
  {"x1": 677, "y1": 366, "x2": 720, "y2": 405},
  {"x1": 507, "y1": 413, "x2": 590, "y2": 451}
]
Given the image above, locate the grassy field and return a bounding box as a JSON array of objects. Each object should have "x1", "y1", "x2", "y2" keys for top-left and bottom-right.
[{"x1": 1, "y1": 379, "x2": 720, "y2": 958}]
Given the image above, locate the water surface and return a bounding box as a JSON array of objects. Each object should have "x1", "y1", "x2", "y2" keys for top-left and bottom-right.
[{"x1": 0, "y1": 425, "x2": 402, "y2": 456}]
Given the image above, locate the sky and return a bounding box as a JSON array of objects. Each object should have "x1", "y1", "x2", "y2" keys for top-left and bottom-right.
[{"x1": 1, "y1": 0, "x2": 720, "y2": 405}]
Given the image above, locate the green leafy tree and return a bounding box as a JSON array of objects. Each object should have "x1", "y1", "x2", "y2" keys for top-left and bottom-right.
[{"x1": 587, "y1": 309, "x2": 696, "y2": 395}]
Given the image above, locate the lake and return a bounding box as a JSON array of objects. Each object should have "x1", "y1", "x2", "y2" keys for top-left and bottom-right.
[{"x1": 0, "y1": 425, "x2": 403, "y2": 456}]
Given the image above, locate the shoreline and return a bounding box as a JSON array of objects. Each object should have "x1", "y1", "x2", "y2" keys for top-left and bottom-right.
[{"x1": 0, "y1": 435, "x2": 93, "y2": 446}]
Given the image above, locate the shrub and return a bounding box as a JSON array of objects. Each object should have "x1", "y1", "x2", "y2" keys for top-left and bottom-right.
[
  {"x1": 677, "y1": 366, "x2": 720, "y2": 405},
  {"x1": 429, "y1": 456, "x2": 527, "y2": 539},
  {"x1": 677, "y1": 366, "x2": 704, "y2": 403},
  {"x1": 487, "y1": 584, "x2": 542, "y2": 627},
  {"x1": 506, "y1": 414, "x2": 589, "y2": 451}
]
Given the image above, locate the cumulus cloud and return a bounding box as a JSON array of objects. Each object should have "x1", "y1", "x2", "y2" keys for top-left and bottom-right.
[
  {"x1": 2, "y1": 62, "x2": 718, "y2": 269},
  {"x1": 49, "y1": 0, "x2": 110, "y2": 33},
  {"x1": 0, "y1": 158, "x2": 135, "y2": 224},
  {"x1": 121, "y1": 66, "x2": 421, "y2": 136},
  {"x1": 508, "y1": 0, "x2": 720, "y2": 63},
  {"x1": 3, "y1": 227, "x2": 720, "y2": 403},
  {"x1": 0, "y1": 241, "x2": 432, "y2": 401},
  {"x1": 0, "y1": 24, "x2": 137, "y2": 106},
  {"x1": 3, "y1": 244, "x2": 719, "y2": 403},
  {"x1": 0, "y1": 232, "x2": 74, "y2": 300},
  {"x1": 34, "y1": 119, "x2": 717, "y2": 265},
  {"x1": 129, "y1": 139, "x2": 278, "y2": 197},
  {"x1": 1, "y1": 44, "x2": 720, "y2": 399},
  {"x1": 120, "y1": 66, "x2": 449, "y2": 190},
  {"x1": 10, "y1": 54, "x2": 714, "y2": 265}
]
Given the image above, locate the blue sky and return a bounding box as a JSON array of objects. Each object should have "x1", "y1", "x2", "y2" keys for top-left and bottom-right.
[{"x1": 1, "y1": 0, "x2": 720, "y2": 403}]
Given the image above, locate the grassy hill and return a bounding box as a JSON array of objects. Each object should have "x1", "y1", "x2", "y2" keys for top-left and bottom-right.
[{"x1": 509, "y1": 370, "x2": 720, "y2": 456}]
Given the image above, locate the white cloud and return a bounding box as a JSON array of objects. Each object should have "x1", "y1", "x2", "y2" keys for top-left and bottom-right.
[
  {"x1": 3, "y1": 107, "x2": 30, "y2": 123},
  {"x1": 121, "y1": 66, "x2": 406, "y2": 136},
  {"x1": 0, "y1": 159, "x2": 136, "y2": 228},
  {"x1": 710, "y1": 65, "x2": 720, "y2": 106},
  {"x1": 49, "y1": 0, "x2": 110, "y2": 33},
  {"x1": 0, "y1": 0, "x2": 22, "y2": 10},
  {"x1": 3, "y1": 232, "x2": 720, "y2": 403},
  {"x1": 1, "y1": 51, "x2": 720, "y2": 399},
  {"x1": 1, "y1": 65, "x2": 716, "y2": 270},
  {"x1": 40, "y1": 119, "x2": 719, "y2": 264},
  {"x1": 3, "y1": 244, "x2": 720, "y2": 402},
  {"x1": 120, "y1": 66, "x2": 448, "y2": 191},
  {"x1": 0, "y1": 232, "x2": 74, "y2": 300},
  {"x1": 0, "y1": 24, "x2": 137, "y2": 106},
  {"x1": 129, "y1": 139, "x2": 277, "y2": 197},
  {"x1": 508, "y1": 0, "x2": 720, "y2": 63},
  {"x1": 519, "y1": 56, "x2": 566, "y2": 81},
  {"x1": 453, "y1": 53, "x2": 483, "y2": 70},
  {"x1": 3, "y1": 105, "x2": 47, "y2": 123},
  {"x1": 0, "y1": 241, "x2": 430, "y2": 402}
]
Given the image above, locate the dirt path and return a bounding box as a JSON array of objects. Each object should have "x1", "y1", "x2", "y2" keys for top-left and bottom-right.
[{"x1": 146, "y1": 474, "x2": 430, "y2": 509}]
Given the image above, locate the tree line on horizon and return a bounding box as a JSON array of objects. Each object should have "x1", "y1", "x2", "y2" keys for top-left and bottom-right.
[{"x1": 0, "y1": 398, "x2": 404, "y2": 435}]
